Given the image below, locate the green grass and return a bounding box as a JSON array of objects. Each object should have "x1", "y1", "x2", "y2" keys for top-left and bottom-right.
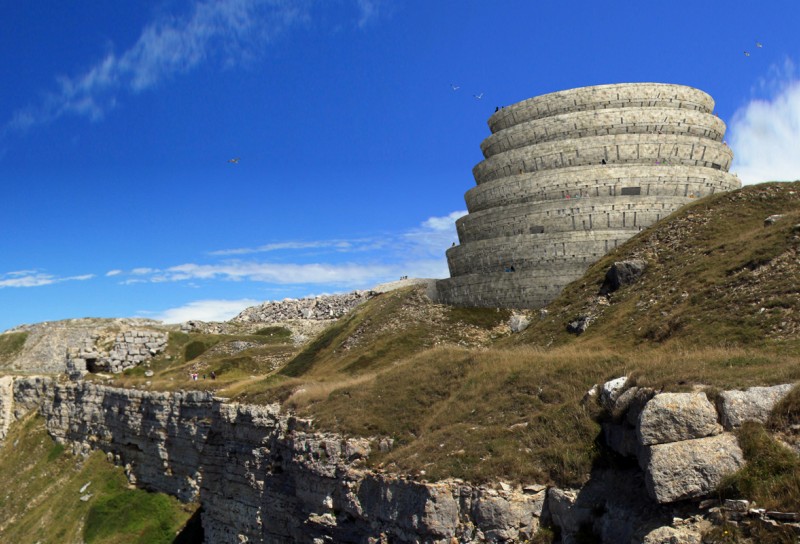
[
  {"x1": 509, "y1": 182, "x2": 800, "y2": 351},
  {"x1": 85, "y1": 489, "x2": 188, "y2": 544},
  {"x1": 0, "y1": 332, "x2": 27, "y2": 366},
  {"x1": 719, "y1": 421, "x2": 800, "y2": 511},
  {"x1": 0, "y1": 414, "x2": 196, "y2": 544}
]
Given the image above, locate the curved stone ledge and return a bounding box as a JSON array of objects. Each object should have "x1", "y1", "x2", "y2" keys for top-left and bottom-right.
[
  {"x1": 465, "y1": 165, "x2": 740, "y2": 213},
  {"x1": 456, "y1": 196, "x2": 690, "y2": 243},
  {"x1": 446, "y1": 230, "x2": 634, "y2": 276},
  {"x1": 473, "y1": 134, "x2": 734, "y2": 185},
  {"x1": 489, "y1": 83, "x2": 714, "y2": 133},
  {"x1": 436, "y1": 267, "x2": 588, "y2": 309},
  {"x1": 438, "y1": 83, "x2": 737, "y2": 309},
  {"x1": 481, "y1": 108, "x2": 725, "y2": 158}
]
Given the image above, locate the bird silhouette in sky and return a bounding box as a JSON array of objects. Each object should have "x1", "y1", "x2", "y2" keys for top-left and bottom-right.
[
  {"x1": 450, "y1": 83, "x2": 460, "y2": 91},
  {"x1": 473, "y1": 93, "x2": 484, "y2": 100},
  {"x1": 228, "y1": 157, "x2": 240, "y2": 164},
  {"x1": 743, "y1": 51, "x2": 751, "y2": 57}
]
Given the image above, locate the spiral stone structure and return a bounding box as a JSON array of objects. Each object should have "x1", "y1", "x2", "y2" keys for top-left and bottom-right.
[{"x1": 436, "y1": 83, "x2": 741, "y2": 309}]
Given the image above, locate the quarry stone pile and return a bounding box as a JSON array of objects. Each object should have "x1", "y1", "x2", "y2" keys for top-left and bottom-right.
[
  {"x1": 230, "y1": 290, "x2": 376, "y2": 324},
  {"x1": 436, "y1": 83, "x2": 741, "y2": 308}
]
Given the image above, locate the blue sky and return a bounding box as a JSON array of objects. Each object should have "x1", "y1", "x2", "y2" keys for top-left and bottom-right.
[{"x1": 2, "y1": 0, "x2": 799, "y2": 330}]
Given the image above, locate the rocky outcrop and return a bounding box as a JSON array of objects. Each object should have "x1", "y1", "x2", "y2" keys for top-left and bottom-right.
[
  {"x1": 4, "y1": 378, "x2": 546, "y2": 543},
  {"x1": 717, "y1": 383, "x2": 794, "y2": 429},
  {"x1": 66, "y1": 329, "x2": 168, "y2": 376},
  {"x1": 2, "y1": 318, "x2": 168, "y2": 375},
  {"x1": 231, "y1": 291, "x2": 376, "y2": 325},
  {"x1": 2, "y1": 374, "x2": 795, "y2": 542}
]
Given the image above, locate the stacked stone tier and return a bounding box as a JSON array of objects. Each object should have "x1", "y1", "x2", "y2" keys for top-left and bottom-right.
[
  {"x1": 436, "y1": 267, "x2": 588, "y2": 309},
  {"x1": 489, "y1": 83, "x2": 714, "y2": 132},
  {"x1": 465, "y1": 164, "x2": 740, "y2": 213},
  {"x1": 437, "y1": 83, "x2": 740, "y2": 309},
  {"x1": 481, "y1": 108, "x2": 725, "y2": 158},
  {"x1": 473, "y1": 133, "x2": 733, "y2": 184},
  {"x1": 446, "y1": 230, "x2": 636, "y2": 277},
  {"x1": 456, "y1": 195, "x2": 689, "y2": 243}
]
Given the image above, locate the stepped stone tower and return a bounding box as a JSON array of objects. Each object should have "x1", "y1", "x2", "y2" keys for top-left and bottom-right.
[{"x1": 436, "y1": 83, "x2": 741, "y2": 308}]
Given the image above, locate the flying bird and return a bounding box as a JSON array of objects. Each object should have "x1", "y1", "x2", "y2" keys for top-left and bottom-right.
[
  {"x1": 743, "y1": 51, "x2": 751, "y2": 57},
  {"x1": 450, "y1": 84, "x2": 460, "y2": 91},
  {"x1": 756, "y1": 41, "x2": 763, "y2": 48},
  {"x1": 473, "y1": 93, "x2": 484, "y2": 100},
  {"x1": 228, "y1": 157, "x2": 240, "y2": 164}
]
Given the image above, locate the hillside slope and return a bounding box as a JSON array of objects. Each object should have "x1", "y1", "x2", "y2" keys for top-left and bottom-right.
[{"x1": 514, "y1": 181, "x2": 800, "y2": 350}]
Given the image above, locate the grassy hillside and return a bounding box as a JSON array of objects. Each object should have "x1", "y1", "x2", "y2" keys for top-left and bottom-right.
[
  {"x1": 0, "y1": 414, "x2": 198, "y2": 544},
  {"x1": 82, "y1": 182, "x2": 800, "y2": 492},
  {"x1": 52, "y1": 183, "x2": 800, "y2": 501},
  {"x1": 513, "y1": 181, "x2": 800, "y2": 351}
]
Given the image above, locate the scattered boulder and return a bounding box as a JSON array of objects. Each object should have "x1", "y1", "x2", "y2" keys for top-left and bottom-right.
[
  {"x1": 508, "y1": 313, "x2": 531, "y2": 333},
  {"x1": 599, "y1": 377, "x2": 629, "y2": 412},
  {"x1": 599, "y1": 259, "x2": 647, "y2": 296},
  {"x1": 644, "y1": 433, "x2": 744, "y2": 503},
  {"x1": 639, "y1": 525, "x2": 702, "y2": 544},
  {"x1": 764, "y1": 214, "x2": 784, "y2": 226},
  {"x1": 718, "y1": 384, "x2": 795, "y2": 429},
  {"x1": 638, "y1": 392, "x2": 722, "y2": 446},
  {"x1": 567, "y1": 315, "x2": 593, "y2": 335}
]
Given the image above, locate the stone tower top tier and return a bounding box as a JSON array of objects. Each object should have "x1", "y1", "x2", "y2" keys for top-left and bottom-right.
[{"x1": 435, "y1": 83, "x2": 740, "y2": 309}]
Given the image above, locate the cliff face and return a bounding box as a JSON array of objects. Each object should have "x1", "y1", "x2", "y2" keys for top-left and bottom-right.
[{"x1": 6, "y1": 378, "x2": 545, "y2": 543}]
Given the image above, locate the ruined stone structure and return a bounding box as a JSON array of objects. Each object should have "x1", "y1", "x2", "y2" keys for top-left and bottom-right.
[{"x1": 436, "y1": 83, "x2": 741, "y2": 308}]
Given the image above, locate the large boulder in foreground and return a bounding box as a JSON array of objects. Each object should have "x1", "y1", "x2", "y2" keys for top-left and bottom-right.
[
  {"x1": 638, "y1": 392, "x2": 722, "y2": 445},
  {"x1": 644, "y1": 433, "x2": 744, "y2": 503},
  {"x1": 718, "y1": 384, "x2": 795, "y2": 429}
]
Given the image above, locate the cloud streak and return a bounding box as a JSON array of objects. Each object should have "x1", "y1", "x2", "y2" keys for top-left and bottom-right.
[
  {"x1": 0, "y1": 271, "x2": 94, "y2": 288},
  {"x1": 729, "y1": 58, "x2": 800, "y2": 185},
  {"x1": 115, "y1": 210, "x2": 465, "y2": 287},
  {"x1": 5, "y1": 0, "x2": 310, "y2": 132}
]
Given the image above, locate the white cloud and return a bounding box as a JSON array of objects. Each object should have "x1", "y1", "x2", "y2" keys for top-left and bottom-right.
[
  {"x1": 116, "y1": 210, "x2": 464, "y2": 289},
  {"x1": 0, "y1": 271, "x2": 94, "y2": 288},
  {"x1": 5, "y1": 0, "x2": 310, "y2": 131},
  {"x1": 209, "y1": 239, "x2": 361, "y2": 256},
  {"x1": 105, "y1": 269, "x2": 123, "y2": 277},
  {"x1": 402, "y1": 210, "x2": 466, "y2": 257},
  {"x1": 150, "y1": 298, "x2": 261, "y2": 323},
  {"x1": 729, "y1": 59, "x2": 800, "y2": 185}
]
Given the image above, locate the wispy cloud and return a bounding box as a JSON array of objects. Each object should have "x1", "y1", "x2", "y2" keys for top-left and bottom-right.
[
  {"x1": 729, "y1": 58, "x2": 800, "y2": 185},
  {"x1": 147, "y1": 298, "x2": 261, "y2": 323},
  {"x1": 5, "y1": 0, "x2": 310, "y2": 132},
  {"x1": 105, "y1": 269, "x2": 123, "y2": 277},
  {"x1": 209, "y1": 239, "x2": 371, "y2": 256},
  {"x1": 114, "y1": 210, "x2": 465, "y2": 287},
  {"x1": 0, "y1": 271, "x2": 94, "y2": 288}
]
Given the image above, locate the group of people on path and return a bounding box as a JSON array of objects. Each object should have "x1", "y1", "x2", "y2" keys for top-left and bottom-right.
[{"x1": 189, "y1": 371, "x2": 216, "y2": 381}]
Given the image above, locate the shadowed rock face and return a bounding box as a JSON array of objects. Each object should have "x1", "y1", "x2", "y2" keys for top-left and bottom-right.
[{"x1": 436, "y1": 83, "x2": 741, "y2": 309}]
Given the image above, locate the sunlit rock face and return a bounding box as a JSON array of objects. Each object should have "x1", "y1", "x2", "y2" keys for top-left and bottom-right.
[{"x1": 437, "y1": 83, "x2": 741, "y2": 308}]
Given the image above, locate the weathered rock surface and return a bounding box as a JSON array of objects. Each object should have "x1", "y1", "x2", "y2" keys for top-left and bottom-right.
[
  {"x1": 4, "y1": 377, "x2": 546, "y2": 543},
  {"x1": 599, "y1": 259, "x2": 647, "y2": 296},
  {"x1": 638, "y1": 392, "x2": 722, "y2": 446},
  {"x1": 644, "y1": 433, "x2": 745, "y2": 503},
  {"x1": 231, "y1": 291, "x2": 376, "y2": 325},
  {"x1": 718, "y1": 384, "x2": 794, "y2": 429},
  {"x1": 1, "y1": 318, "x2": 168, "y2": 375}
]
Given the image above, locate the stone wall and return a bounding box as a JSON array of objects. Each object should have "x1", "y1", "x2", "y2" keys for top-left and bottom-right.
[
  {"x1": 66, "y1": 329, "x2": 168, "y2": 375},
  {"x1": 437, "y1": 83, "x2": 741, "y2": 309}
]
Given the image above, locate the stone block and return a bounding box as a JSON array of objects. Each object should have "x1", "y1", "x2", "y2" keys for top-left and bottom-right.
[
  {"x1": 718, "y1": 384, "x2": 794, "y2": 429},
  {"x1": 644, "y1": 433, "x2": 744, "y2": 503},
  {"x1": 638, "y1": 392, "x2": 721, "y2": 445}
]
